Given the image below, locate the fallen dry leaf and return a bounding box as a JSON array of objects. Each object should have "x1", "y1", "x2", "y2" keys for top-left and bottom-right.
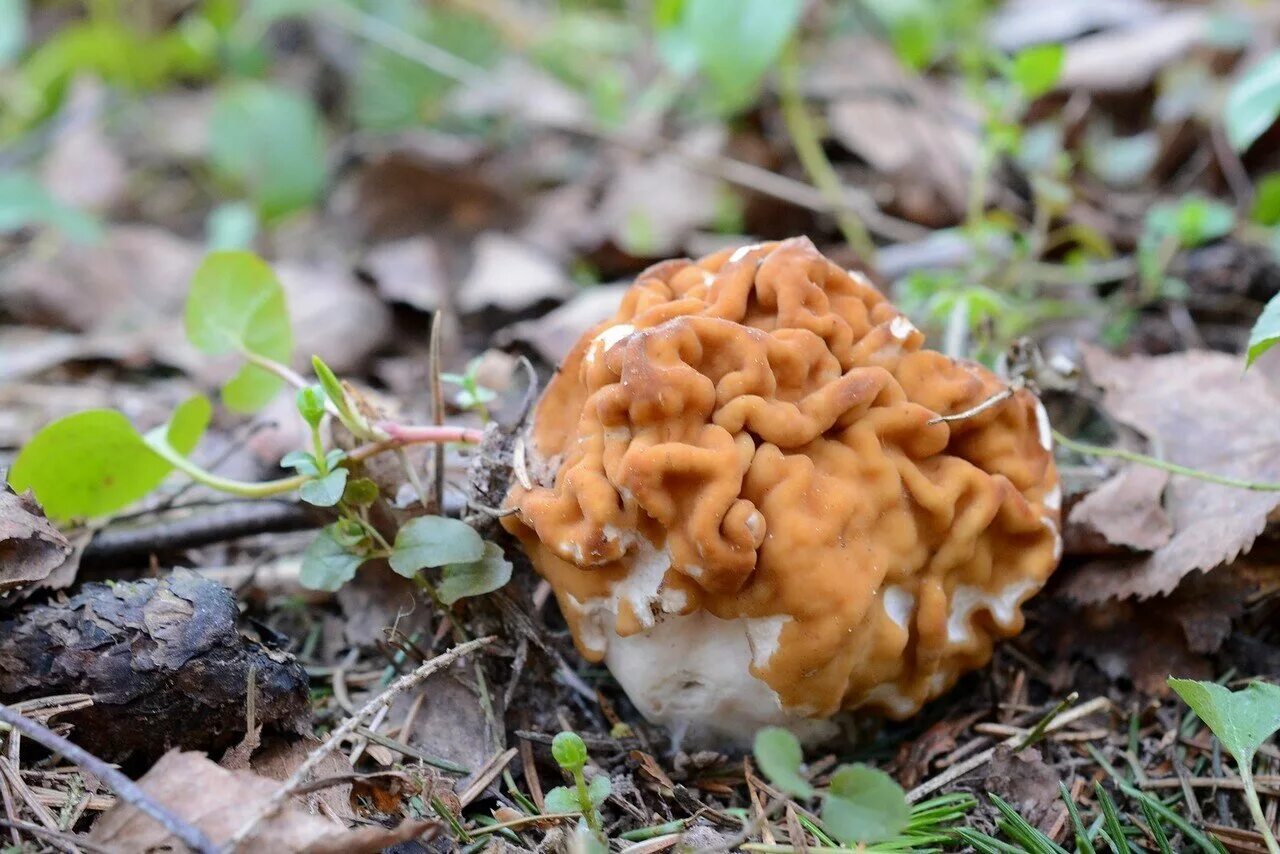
[
  {"x1": 812, "y1": 37, "x2": 976, "y2": 220},
  {"x1": 1068, "y1": 463, "x2": 1172, "y2": 552},
  {"x1": 594, "y1": 127, "x2": 725, "y2": 257},
  {"x1": 455, "y1": 231, "x2": 574, "y2": 314},
  {"x1": 985, "y1": 746, "x2": 1061, "y2": 831},
  {"x1": 1059, "y1": 8, "x2": 1209, "y2": 92},
  {"x1": 251, "y1": 737, "x2": 358, "y2": 821},
  {"x1": 987, "y1": 0, "x2": 1161, "y2": 51},
  {"x1": 89, "y1": 750, "x2": 435, "y2": 853},
  {"x1": 40, "y1": 79, "x2": 127, "y2": 214},
  {"x1": 1063, "y1": 347, "x2": 1280, "y2": 601},
  {"x1": 360, "y1": 236, "x2": 448, "y2": 312},
  {"x1": 0, "y1": 489, "x2": 71, "y2": 593},
  {"x1": 496, "y1": 282, "x2": 628, "y2": 365}
]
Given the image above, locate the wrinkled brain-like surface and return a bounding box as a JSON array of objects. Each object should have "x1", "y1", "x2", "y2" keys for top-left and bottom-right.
[{"x1": 503, "y1": 238, "x2": 1061, "y2": 739}]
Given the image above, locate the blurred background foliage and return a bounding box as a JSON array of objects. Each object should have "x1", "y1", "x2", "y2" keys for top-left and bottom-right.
[{"x1": 4, "y1": 0, "x2": 1280, "y2": 368}]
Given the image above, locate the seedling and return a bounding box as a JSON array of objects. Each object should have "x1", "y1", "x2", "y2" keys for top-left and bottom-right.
[
  {"x1": 544, "y1": 731, "x2": 610, "y2": 842},
  {"x1": 752, "y1": 726, "x2": 910, "y2": 845},
  {"x1": 8, "y1": 250, "x2": 511, "y2": 601},
  {"x1": 441, "y1": 358, "x2": 499, "y2": 421},
  {"x1": 1169, "y1": 677, "x2": 1280, "y2": 854}
]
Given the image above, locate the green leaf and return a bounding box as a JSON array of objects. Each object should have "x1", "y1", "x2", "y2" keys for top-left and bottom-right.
[
  {"x1": 280, "y1": 450, "x2": 320, "y2": 477},
  {"x1": 1226, "y1": 51, "x2": 1280, "y2": 152},
  {"x1": 343, "y1": 477, "x2": 379, "y2": 506},
  {"x1": 820, "y1": 764, "x2": 910, "y2": 845},
  {"x1": 9, "y1": 396, "x2": 210, "y2": 522},
  {"x1": 208, "y1": 80, "x2": 326, "y2": 221},
  {"x1": 1246, "y1": 293, "x2": 1280, "y2": 367},
  {"x1": 666, "y1": 0, "x2": 803, "y2": 114},
  {"x1": 312, "y1": 355, "x2": 368, "y2": 437},
  {"x1": 330, "y1": 518, "x2": 367, "y2": 548},
  {"x1": 0, "y1": 173, "x2": 101, "y2": 242},
  {"x1": 857, "y1": 0, "x2": 939, "y2": 71},
  {"x1": 0, "y1": 0, "x2": 28, "y2": 66},
  {"x1": 299, "y1": 468, "x2": 348, "y2": 508},
  {"x1": 1168, "y1": 677, "x2": 1280, "y2": 766},
  {"x1": 300, "y1": 526, "x2": 366, "y2": 591},
  {"x1": 552, "y1": 731, "x2": 588, "y2": 772},
  {"x1": 438, "y1": 542, "x2": 513, "y2": 605},
  {"x1": 296, "y1": 384, "x2": 326, "y2": 430},
  {"x1": 1252, "y1": 173, "x2": 1280, "y2": 226},
  {"x1": 752, "y1": 727, "x2": 814, "y2": 799},
  {"x1": 1009, "y1": 44, "x2": 1065, "y2": 98},
  {"x1": 185, "y1": 250, "x2": 293, "y2": 412},
  {"x1": 543, "y1": 786, "x2": 580, "y2": 815},
  {"x1": 1146, "y1": 197, "x2": 1235, "y2": 249},
  {"x1": 389, "y1": 515, "x2": 484, "y2": 577},
  {"x1": 587, "y1": 774, "x2": 611, "y2": 807}
]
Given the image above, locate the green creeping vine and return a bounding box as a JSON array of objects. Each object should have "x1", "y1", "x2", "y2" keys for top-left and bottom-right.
[{"x1": 8, "y1": 250, "x2": 511, "y2": 598}]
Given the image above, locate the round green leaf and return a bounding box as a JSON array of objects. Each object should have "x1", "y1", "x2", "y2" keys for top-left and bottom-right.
[
  {"x1": 296, "y1": 384, "x2": 326, "y2": 429},
  {"x1": 209, "y1": 80, "x2": 326, "y2": 221},
  {"x1": 586, "y1": 774, "x2": 611, "y2": 807},
  {"x1": 752, "y1": 726, "x2": 814, "y2": 799},
  {"x1": 299, "y1": 468, "x2": 348, "y2": 508},
  {"x1": 820, "y1": 765, "x2": 910, "y2": 845},
  {"x1": 389, "y1": 515, "x2": 484, "y2": 577},
  {"x1": 9, "y1": 396, "x2": 210, "y2": 522},
  {"x1": 552, "y1": 731, "x2": 588, "y2": 772},
  {"x1": 185, "y1": 250, "x2": 292, "y2": 412},
  {"x1": 300, "y1": 526, "x2": 366, "y2": 591},
  {"x1": 342, "y1": 477, "x2": 379, "y2": 507},
  {"x1": 1168, "y1": 677, "x2": 1280, "y2": 766},
  {"x1": 438, "y1": 541, "x2": 513, "y2": 605},
  {"x1": 1226, "y1": 51, "x2": 1280, "y2": 152},
  {"x1": 542, "y1": 786, "x2": 580, "y2": 815}
]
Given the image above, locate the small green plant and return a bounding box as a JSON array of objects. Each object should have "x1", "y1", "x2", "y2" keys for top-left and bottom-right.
[
  {"x1": 544, "y1": 732, "x2": 610, "y2": 843},
  {"x1": 441, "y1": 358, "x2": 499, "y2": 421},
  {"x1": 752, "y1": 726, "x2": 910, "y2": 845},
  {"x1": 1169, "y1": 677, "x2": 1280, "y2": 854},
  {"x1": 8, "y1": 250, "x2": 511, "y2": 600}
]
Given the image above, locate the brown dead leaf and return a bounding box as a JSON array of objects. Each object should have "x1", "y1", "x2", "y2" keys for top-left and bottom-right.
[
  {"x1": 251, "y1": 737, "x2": 358, "y2": 821},
  {"x1": 40, "y1": 79, "x2": 127, "y2": 214},
  {"x1": 1068, "y1": 463, "x2": 1172, "y2": 552},
  {"x1": 360, "y1": 236, "x2": 448, "y2": 312},
  {"x1": 0, "y1": 489, "x2": 71, "y2": 593},
  {"x1": 988, "y1": 0, "x2": 1161, "y2": 51},
  {"x1": 496, "y1": 283, "x2": 628, "y2": 365},
  {"x1": 1063, "y1": 347, "x2": 1280, "y2": 601},
  {"x1": 985, "y1": 746, "x2": 1060, "y2": 831},
  {"x1": 456, "y1": 231, "x2": 574, "y2": 314},
  {"x1": 88, "y1": 750, "x2": 434, "y2": 853},
  {"x1": 811, "y1": 37, "x2": 976, "y2": 220},
  {"x1": 1059, "y1": 9, "x2": 1209, "y2": 92},
  {"x1": 595, "y1": 127, "x2": 725, "y2": 257}
]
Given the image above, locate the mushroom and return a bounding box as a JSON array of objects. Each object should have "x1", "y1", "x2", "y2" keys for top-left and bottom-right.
[{"x1": 502, "y1": 238, "x2": 1061, "y2": 744}]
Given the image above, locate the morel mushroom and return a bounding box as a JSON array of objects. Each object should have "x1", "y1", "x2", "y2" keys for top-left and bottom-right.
[{"x1": 503, "y1": 238, "x2": 1061, "y2": 743}]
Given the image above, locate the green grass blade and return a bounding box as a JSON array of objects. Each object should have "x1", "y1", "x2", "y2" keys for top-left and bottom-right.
[{"x1": 1059, "y1": 782, "x2": 1097, "y2": 854}]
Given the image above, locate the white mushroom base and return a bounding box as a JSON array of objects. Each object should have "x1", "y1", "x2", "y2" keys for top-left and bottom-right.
[{"x1": 602, "y1": 610, "x2": 837, "y2": 747}]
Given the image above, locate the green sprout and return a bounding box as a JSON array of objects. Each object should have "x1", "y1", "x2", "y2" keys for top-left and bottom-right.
[{"x1": 544, "y1": 731, "x2": 610, "y2": 841}]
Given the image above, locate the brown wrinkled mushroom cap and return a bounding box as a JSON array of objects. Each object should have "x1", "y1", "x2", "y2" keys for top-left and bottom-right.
[{"x1": 503, "y1": 238, "x2": 1061, "y2": 741}]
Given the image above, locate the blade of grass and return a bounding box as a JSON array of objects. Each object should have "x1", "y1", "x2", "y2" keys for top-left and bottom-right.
[
  {"x1": 1139, "y1": 797, "x2": 1175, "y2": 854},
  {"x1": 990, "y1": 794, "x2": 1071, "y2": 854},
  {"x1": 1059, "y1": 782, "x2": 1097, "y2": 854},
  {"x1": 1094, "y1": 782, "x2": 1133, "y2": 854}
]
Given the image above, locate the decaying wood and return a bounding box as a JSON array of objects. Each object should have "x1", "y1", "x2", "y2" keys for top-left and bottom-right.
[{"x1": 0, "y1": 569, "x2": 310, "y2": 763}]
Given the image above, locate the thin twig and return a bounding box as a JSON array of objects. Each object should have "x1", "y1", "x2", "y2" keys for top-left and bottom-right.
[
  {"x1": 928, "y1": 386, "x2": 1016, "y2": 425},
  {"x1": 0, "y1": 817, "x2": 116, "y2": 854},
  {"x1": 1017, "y1": 691, "x2": 1078, "y2": 750},
  {"x1": 0, "y1": 703, "x2": 218, "y2": 854},
  {"x1": 224, "y1": 636, "x2": 495, "y2": 851},
  {"x1": 429, "y1": 311, "x2": 446, "y2": 515}
]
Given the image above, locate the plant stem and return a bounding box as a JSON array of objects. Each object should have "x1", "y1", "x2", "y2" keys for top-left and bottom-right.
[
  {"x1": 238, "y1": 348, "x2": 311, "y2": 392},
  {"x1": 146, "y1": 438, "x2": 310, "y2": 498},
  {"x1": 1240, "y1": 765, "x2": 1280, "y2": 854},
  {"x1": 372, "y1": 421, "x2": 486, "y2": 447},
  {"x1": 572, "y1": 767, "x2": 602, "y2": 836},
  {"x1": 777, "y1": 41, "x2": 877, "y2": 261},
  {"x1": 1052, "y1": 430, "x2": 1280, "y2": 492}
]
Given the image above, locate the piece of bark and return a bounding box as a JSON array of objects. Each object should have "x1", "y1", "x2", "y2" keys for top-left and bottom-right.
[{"x1": 0, "y1": 569, "x2": 310, "y2": 763}]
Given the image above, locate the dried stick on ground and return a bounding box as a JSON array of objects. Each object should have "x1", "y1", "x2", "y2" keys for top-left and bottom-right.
[
  {"x1": 224, "y1": 635, "x2": 496, "y2": 851},
  {"x1": 0, "y1": 702, "x2": 218, "y2": 854}
]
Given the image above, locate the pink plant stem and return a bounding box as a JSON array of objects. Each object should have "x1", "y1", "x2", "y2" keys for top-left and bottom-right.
[{"x1": 374, "y1": 421, "x2": 486, "y2": 446}]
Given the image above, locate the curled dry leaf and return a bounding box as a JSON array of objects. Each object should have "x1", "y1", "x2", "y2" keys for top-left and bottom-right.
[
  {"x1": 1058, "y1": 8, "x2": 1209, "y2": 92},
  {"x1": 1068, "y1": 463, "x2": 1172, "y2": 552},
  {"x1": 1063, "y1": 347, "x2": 1280, "y2": 601},
  {"x1": 88, "y1": 750, "x2": 436, "y2": 853},
  {"x1": 0, "y1": 488, "x2": 71, "y2": 593},
  {"x1": 455, "y1": 231, "x2": 574, "y2": 314}
]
